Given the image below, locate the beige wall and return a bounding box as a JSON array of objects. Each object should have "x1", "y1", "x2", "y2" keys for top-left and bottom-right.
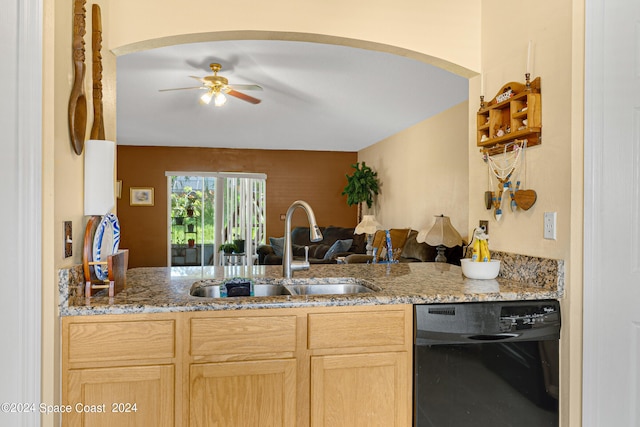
[
  {"x1": 474, "y1": 0, "x2": 573, "y2": 260},
  {"x1": 359, "y1": 101, "x2": 469, "y2": 240},
  {"x1": 106, "y1": 0, "x2": 481, "y2": 74},
  {"x1": 473, "y1": 1, "x2": 583, "y2": 425},
  {"x1": 42, "y1": 0, "x2": 117, "y2": 424}
]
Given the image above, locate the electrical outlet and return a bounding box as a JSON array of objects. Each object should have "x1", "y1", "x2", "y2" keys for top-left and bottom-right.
[
  {"x1": 544, "y1": 212, "x2": 557, "y2": 240},
  {"x1": 64, "y1": 221, "x2": 73, "y2": 258},
  {"x1": 479, "y1": 220, "x2": 489, "y2": 234}
]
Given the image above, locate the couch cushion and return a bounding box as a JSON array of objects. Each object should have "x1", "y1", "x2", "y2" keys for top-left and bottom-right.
[
  {"x1": 322, "y1": 226, "x2": 355, "y2": 243},
  {"x1": 290, "y1": 226, "x2": 327, "y2": 246},
  {"x1": 324, "y1": 239, "x2": 354, "y2": 260},
  {"x1": 401, "y1": 230, "x2": 436, "y2": 262},
  {"x1": 309, "y1": 244, "x2": 332, "y2": 259},
  {"x1": 269, "y1": 237, "x2": 285, "y2": 257}
]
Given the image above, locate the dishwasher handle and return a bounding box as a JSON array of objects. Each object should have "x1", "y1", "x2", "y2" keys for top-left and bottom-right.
[
  {"x1": 415, "y1": 327, "x2": 559, "y2": 346},
  {"x1": 467, "y1": 333, "x2": 520, "y2": 341}
]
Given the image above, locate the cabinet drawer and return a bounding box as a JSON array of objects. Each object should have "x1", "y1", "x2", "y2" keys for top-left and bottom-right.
[
  {"x1": 190, "y1": 316, "x2": 297, "y2": 358},
  {"x1": 67, "y1": 320, "x2": 175, "y2": 364},
  {"x1": 308, "y1": 310, "x2": 406, "y2": 350}
]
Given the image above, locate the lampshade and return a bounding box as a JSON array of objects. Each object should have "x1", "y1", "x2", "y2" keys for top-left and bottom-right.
[
  {"x1": 417, "y1": 215, "x2": 462, "y2": 247},
  {"x1": 355, "y1": 215, "x2": 382, "y2": 235},
  {"x1": 200, "y1": 90, "x2": 213, "y2": 105},
  {"x1": 214, "y1": 91, "x2": 227, "y2": 106},
  {"x1": 84, "y1": 139, "x2": 115, "y2": 216}
]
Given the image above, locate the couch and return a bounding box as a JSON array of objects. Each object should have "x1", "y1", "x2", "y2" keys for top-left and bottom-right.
[
  {"x1": 345, "y1": 229, "x2": 464, "y2": 265},
  {"x1": 257, "y1": 226, "x2": 367, "y2": 265}
]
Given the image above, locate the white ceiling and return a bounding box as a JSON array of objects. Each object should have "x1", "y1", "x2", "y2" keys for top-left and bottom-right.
[{"x1": 116, "y1": 40, "x2": 469, "y2": 152}]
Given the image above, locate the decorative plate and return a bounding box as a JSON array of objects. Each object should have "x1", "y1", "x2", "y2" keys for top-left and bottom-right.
[{"x1": 92, "y1": 213, "x2": 121, "y2": 281}]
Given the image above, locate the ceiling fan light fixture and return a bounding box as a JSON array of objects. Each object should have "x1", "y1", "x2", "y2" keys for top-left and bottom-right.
[
  {"x1": 200, "y1": 90, "x2": 213, "y2": 105},
  {"x1": 214, "y1": 91, "x2": 227, "y2": 107}
]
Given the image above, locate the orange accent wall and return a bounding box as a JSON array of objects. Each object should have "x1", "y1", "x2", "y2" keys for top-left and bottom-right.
[{"x1": 117, "y1": 146, "x2": 358, "y2": 267}]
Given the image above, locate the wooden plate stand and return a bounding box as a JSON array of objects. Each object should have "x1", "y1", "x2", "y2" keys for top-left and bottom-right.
[{"x1": 82, "y1": 215, "x2": 128, "y2": 297}]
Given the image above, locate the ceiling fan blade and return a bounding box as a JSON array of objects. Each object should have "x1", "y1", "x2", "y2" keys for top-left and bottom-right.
[
  {"x1": 227, "y1": 89, "x2": 261, "y2": 104},
  {"x1": 228, "y1": 84, "x2": 263, "y2": 91},
  {"x1": 189, "y1": 75, "x2": 207, "y2": 83},
  {"x1": 158, "y1": 86, "x2": 206, "y2": 92}
]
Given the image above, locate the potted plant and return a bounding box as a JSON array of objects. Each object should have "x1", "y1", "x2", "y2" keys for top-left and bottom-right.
[
  {"x1": 232, "y1": 234, "x2": 245, "y2": 253},
  {"x1": 184, "y1": 187, "x2": 202, "y2": 217},
  {"x1": 342, "y1": 162, "x2": 380, "y2": 221},
  {"x1": 171, "y1": 193, "x2": 187, "y2": 222},
  {"x1": 219, "y1": 242, "x2": 238, "y2": 254},
  {"x1": 171, "y1": 186, "x2": 203, "y2": 220},
  {"x1": 188, "y1": 238, "x2": 196, "y2": 248}
]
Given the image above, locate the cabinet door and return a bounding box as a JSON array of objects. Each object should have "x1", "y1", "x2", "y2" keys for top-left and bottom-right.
[
  {"x1": 65, "y1": 364, "x2": 174, "y2": 427},
  {"x1": 311, "y1": 352, "x2": 409, "y2": 427},
  {"x1": 190, "y1": 359, "x2": 296, "y2": 427}
]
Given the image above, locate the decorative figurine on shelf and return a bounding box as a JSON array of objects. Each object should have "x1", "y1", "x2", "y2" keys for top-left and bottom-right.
[{"x1": 496, "y1": 87, "x2": 514, "y2": 103}]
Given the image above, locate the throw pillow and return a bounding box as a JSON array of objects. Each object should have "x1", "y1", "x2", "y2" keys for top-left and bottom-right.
[
  {"x1": 269, "y1": 237, "x2": 285, "y2": 257},
  {"x1": 323, "y1": 239, "x2": 354, "y2": 260}
]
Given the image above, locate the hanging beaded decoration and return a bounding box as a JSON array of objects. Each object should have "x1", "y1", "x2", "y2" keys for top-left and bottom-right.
[{"x1": 483, "y1": 140, "x2": 527, "y2": 221}]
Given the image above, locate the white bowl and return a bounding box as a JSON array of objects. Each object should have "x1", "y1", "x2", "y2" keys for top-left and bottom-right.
[{"x1": 460, "y1": 259, "x2": 501, "y2": 280}]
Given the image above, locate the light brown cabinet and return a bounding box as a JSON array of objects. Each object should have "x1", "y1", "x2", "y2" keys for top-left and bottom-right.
[
  {"x1": 307, "y1": 308, "x2": 412, "y2": 427},
  {"x1": 66, "y1": 364, "x2": 174, "y2": 427},
  {"x1": 311, "y1": 352, "x2": 408, "y2": 427},
  {"x1": 62, "y1": 314, "x2": 179, "y2": 426},
  {"x1": 186, "y1": 312, "x2": 299, "y2": 426},
  {"x1": 190, "y1": 359, "x2": 297, "y2": 426},
  {"x1": 62, "y1": 305, "x2": 413, "y2": 427}
]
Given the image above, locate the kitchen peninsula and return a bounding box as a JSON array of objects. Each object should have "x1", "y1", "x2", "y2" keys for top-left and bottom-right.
[
  {"x1": 61, "y1": 253, "x2": 563, "y2": 315},
  {"x1": 59, "y1": 255, "x2": 563, "y2": 427}
]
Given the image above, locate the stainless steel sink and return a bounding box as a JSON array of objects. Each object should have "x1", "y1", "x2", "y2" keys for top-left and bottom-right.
[
  {"x1": 190, "y1": 284, "x2": 290, "y2": 298},
  {"x1": 190, "y1": 279, "x2": 378, "y2": 298},
  {"x1": 190, "y1": 286, "x2": 222, "y2": 298},
  {"x1": 254, "y1": 284, "x2": 290, "y2": 296},
  {"x1": 285, "y1": 283, "x2": 375, "y2": 296}
]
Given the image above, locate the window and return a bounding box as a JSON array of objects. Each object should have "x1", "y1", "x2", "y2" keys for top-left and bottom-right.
[{"x1": 167, "y1": 172, "x2": 266, "y2": 267}]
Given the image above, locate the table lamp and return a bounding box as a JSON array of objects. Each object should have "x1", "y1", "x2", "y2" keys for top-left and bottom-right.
[
  {"x1": 417, "y1": 215, "x2": 462, "y2": 263},
  {"x1": 355, "y1": 215, "x2": 382, "y2": 255}
]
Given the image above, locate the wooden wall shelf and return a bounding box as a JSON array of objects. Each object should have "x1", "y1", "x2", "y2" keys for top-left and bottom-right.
[{"x1": 477, "y1": 77, "x2": 541, "y2": 156}]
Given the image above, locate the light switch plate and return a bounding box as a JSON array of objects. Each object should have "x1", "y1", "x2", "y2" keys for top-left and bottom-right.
[
  {"x1": 64, "y1": 221, "x2": 73, "y2": 258},
  {"x1": 544, "y1": 212, "x2": 557, "y2": 240}
]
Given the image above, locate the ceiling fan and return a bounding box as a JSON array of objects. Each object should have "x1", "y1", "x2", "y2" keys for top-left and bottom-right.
[{"x1": 159, "y1": 63, "x2": 262, "y2": 106}]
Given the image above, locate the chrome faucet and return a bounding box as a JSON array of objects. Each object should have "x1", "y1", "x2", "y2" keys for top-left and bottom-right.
[{"x1": 283, "y1": 200, "x2": 323, "y2": 278}]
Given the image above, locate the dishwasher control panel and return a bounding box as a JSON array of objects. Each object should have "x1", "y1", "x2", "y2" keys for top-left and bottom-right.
[
  {"x1": 415, "y1": 300, "x2": 561, "y2": 345},
  {"x1": 499, "y1": 302, "x2": 560, "y2": 331}
]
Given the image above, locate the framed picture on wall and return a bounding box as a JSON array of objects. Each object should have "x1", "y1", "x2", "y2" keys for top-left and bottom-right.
[{"x1": 130, "y1": 187, "x2": 154, "y2": 206}]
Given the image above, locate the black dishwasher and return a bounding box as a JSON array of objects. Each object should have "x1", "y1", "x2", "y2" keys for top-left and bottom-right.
[{"x1": 414, "y1": 300, "x2": 560, "y2": 427}]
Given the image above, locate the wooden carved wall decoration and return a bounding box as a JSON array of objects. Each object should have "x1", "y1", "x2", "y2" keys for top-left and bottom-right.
[
  {"x1": 68, "y1": 0, "x2": 88, "y2": 155},
  {"x1": 90, "y1": 4, "x2": 105, "y2": 140}
]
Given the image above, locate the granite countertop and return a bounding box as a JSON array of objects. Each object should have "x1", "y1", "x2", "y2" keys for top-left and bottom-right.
[{"x1": 59, "y1": 253, "x2": 564, "y2": 316}]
